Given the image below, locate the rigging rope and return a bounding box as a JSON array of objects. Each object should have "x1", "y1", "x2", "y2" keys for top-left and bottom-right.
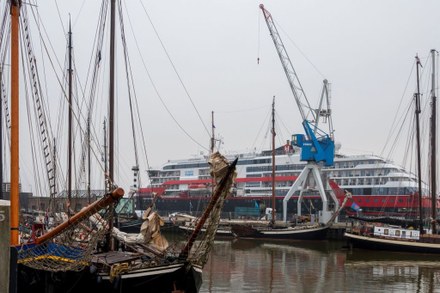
[
  {"x1": 117, "y1": 1, "x2": 139, "y2": 171},
  {"x1": 134, "y1": 1, "x2": 210, "y2": 149}
]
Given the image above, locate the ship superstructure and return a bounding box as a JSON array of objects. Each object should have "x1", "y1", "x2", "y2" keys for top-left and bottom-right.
[{"x1": 139, "y1": 146, "x2": 428, "y2": 219}]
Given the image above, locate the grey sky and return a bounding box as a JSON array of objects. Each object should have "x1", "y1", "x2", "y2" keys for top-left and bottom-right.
[{"x1": 4, "y1": 0, "x2": 440, "y2": 193}]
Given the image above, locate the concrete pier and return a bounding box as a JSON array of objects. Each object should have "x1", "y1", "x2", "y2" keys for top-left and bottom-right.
[
  {"x1": 0, "y1": 200, "x2": 10, "y2": 293},
  {"x1": 328, "y1": 222, "x2": 348, "y2": 240}
]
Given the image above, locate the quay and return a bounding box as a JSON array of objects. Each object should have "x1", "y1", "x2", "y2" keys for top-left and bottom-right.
[{"x1": 328, "y1": 222, "x2": 348, "y2": 240}]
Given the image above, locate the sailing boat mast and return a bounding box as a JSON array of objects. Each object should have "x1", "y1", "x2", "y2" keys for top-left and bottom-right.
[
  {"x1": 211, "y1": 111, "x2": 215, "y2": 153},
  {"x1": 107, "y1": 0, "x2": 116, "y2": 250},
  {"x1": 430, "y1": 49, "x2": 437, "y2": 234},
  {"x1": 271, "y1": 96, "x2": 276, "y2": 224},
  {"x1": 10, "y1": 0, "x2": 20, "y2": 246},
  {"x1": 0, "y1": 66, "x2": 3, "y2": 200},
  {"x1": 67, "y1": 17, "x2": 73, "y2": 215},
  {"x1": 87, "y1": 117, "x2": 91, "y2": 203},
  {"x1": 211, "y1": 111, "x2": 215, "y2": 195},
  {"x1": 415, "y1": 54, "x2": 424, "y2": 234},
  {"x1": 109, "y1": 0, "x2": 116, "y2": 185}
]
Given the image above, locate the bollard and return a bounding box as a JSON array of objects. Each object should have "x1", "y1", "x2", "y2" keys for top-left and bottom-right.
[{"x1": 0, "y1": 200, "x2": 10, "y2": 293}]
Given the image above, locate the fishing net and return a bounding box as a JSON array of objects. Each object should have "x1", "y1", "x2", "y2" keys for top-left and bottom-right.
[{"x1": 17, "y1": 188, "x2": 124, "y2": 272}]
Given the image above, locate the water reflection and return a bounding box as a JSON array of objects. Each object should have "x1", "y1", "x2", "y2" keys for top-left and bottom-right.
[
  {"x1": 200, "y1": 239, "x2": 440, "y2": 293},
  {"x1": 345, "y1": 249, "x2": 440, "y2": 293}
]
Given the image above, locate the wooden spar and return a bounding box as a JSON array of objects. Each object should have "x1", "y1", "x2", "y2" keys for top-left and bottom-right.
[
  {"x1": 35, "y1": 187, "x2": 124, "y2": 244},
  {"x1": 179, "y1": 158, "x2": 237, "y2": 259},
  {"x1": 10, "y1": 0, "x2": 20, "y2": 246}
]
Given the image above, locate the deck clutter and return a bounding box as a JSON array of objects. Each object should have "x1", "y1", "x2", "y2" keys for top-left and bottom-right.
[{"x1": 15, "y1": 152, "x2": 237, "y2": 292}]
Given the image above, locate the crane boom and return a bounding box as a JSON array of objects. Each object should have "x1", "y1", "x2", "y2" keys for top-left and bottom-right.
[
  {"x1": 260, "y1": 4, "x2": 334, "y2": 166},
  {"x1": 259, "y1": 4, "x2": 314, "y2": 122}
]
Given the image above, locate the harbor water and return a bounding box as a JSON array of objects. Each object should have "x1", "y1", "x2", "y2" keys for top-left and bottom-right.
[{"x1": 199, "y1": 238, "x2": 440, "y2": 293}]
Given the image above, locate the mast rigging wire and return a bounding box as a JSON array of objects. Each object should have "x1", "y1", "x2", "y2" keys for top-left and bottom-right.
[{"x1": 137, "y1": 0, "x2": 211, "y2": 139}]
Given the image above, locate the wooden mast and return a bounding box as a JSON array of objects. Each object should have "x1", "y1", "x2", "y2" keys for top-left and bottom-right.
[
  {"x1": 0, "y1": 66, "x2": 3, "y2": 200},
  {"x1": 211, "y1": 111, "x2": 215, "y2": 153},
  {"x1": 271, "y1": 96, "x2": 276, "y2": 225},
  {"x1": 109, "y1": 0, "x2": 115, "y2": 187},
  {"x1": 415, "y1": 55, "x2": 424, "y2": 234},
  {"x1": 107, "y1": 0, "x2": 116, "y2": 250},
  {"x1": 87, "y1": 117, "x2": 91, "y2": 203},
  {"x1": 10, "y1": 0, "x2": 21, "y2": 246},
  {"x1": 211, "y1": 111, "x2": 215, "y2": 196},
  {"x1": 430, "y1": 49, "x2": 437, "y2": 234},
  {"x1": 67, "y1": 17, "x2": 73, "y2": 215}
]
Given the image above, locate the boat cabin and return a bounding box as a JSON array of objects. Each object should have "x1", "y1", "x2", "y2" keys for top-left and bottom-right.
[{"x1": 373, "y1": 226, "x2": 420, "y2": 240}]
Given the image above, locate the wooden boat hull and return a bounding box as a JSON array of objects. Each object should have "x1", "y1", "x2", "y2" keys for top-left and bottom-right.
[
  {"x1": 17, "y1": 260, "x2": 202, "y2": 293},
  {"x1": 178, "y1": 224, "x2": 233, "y2": 238},
  {"x1": 345, "y1": 232, "x2": 440, "y2": 254},
  {"x1": 94, "y1": 262, "x2": 202, "y2": 292},
  {"x1": 231, "y1": 224, "x2": 329, "y2": 240}
]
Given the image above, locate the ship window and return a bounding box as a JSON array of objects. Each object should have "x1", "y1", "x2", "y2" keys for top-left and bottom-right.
[
  {"x1": 184, "y1": 170, "x2": 194, "y2": 176},
  {"x1": 384, "y1": 229, "x2": 389, "y2": 235},
  {"x1": 395, "y1": 230, "x2": 401, "y2": 237}
]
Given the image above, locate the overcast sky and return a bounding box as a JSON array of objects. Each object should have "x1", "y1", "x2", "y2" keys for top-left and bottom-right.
[{"x1": 4, "y1": 0, "x2": 440, "y2": 193}]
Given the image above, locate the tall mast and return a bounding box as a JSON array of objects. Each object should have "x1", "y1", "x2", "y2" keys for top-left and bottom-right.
[
  {"x1": 53, "y1": 139, "x2": 57, "y2": 206},
  {"x1": 87, "y1": 117, "x2": 91, "y2": 203},
  {"x1": 211, "y1": 111, "x2": 215, "y2": 196},
  {"x1": 107, "y1": 0, "x2": 116, "y2": 250},
  {"x1": 415, "y1": 55, "x2": 424, "y2": 234},
  {"x1": 211, "y1": 111, "x2": 215, "y2": 153},
  {"x1": 271, "y1": 96, "x2": 276, "y2": 224},
  {"x1": 10, "y1": 0, "x2": 21, "y2": 246},
  {"x1": 109, "y1": 0, "x2": 115, "y2": 185},
  {"x1": 430, "y1": 49, "x2": 437, "y2": 234},
  {"x1": 67, "y1": 17, "x2": 73, "y2": 215},
  {"x1": 103, "y1": 119, "x2": 107, "y2": 191},
  {"x1": 0, "y1": 66, "x2": 3, "y2": 200}
]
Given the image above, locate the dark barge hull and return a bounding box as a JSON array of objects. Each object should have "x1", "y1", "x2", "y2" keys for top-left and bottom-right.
[
  {"x1": 344, "y1": 232, "x2": 440, "y2": 254},
  {"x1": 231, "y1": 224, "x2": 329, "y2": 240}
]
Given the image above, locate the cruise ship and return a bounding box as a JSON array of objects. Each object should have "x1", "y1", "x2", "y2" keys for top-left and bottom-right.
[{"x1": 138, "y1": 145, "x2": 433, "y2": 220}]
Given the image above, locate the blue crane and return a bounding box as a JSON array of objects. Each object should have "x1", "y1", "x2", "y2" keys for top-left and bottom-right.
[{"x1": 259, "y1": 4, "x2": 339, "y2": 224}]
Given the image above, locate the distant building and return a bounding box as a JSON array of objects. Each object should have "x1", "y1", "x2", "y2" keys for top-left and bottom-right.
[
  {"x1": 26, "y1": 190, "x2": 106, "y2": 212},
  {"x1": 1, "y1": 184, "x2": 109, "y2": 212},
  {"x1": 1, "y1": 182, "x2": 32, "y2": 211},
  {"x1": 2, "y1": 182, "x2": 22, "y2": 193}
]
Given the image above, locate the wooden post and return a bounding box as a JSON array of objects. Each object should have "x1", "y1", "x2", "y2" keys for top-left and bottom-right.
[{"x1": 0, "y1": 200, "x2": 10, "y2": 293}]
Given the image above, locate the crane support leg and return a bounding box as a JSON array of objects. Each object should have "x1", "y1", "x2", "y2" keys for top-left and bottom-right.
[{"x1": 283, "y1": 162, "x2": 338, "y2": 224}]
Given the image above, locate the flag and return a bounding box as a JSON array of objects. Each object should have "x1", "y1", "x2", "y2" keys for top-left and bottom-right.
[{"x1": 351, "y1": 202, "x2": 361, "y2": 212}]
